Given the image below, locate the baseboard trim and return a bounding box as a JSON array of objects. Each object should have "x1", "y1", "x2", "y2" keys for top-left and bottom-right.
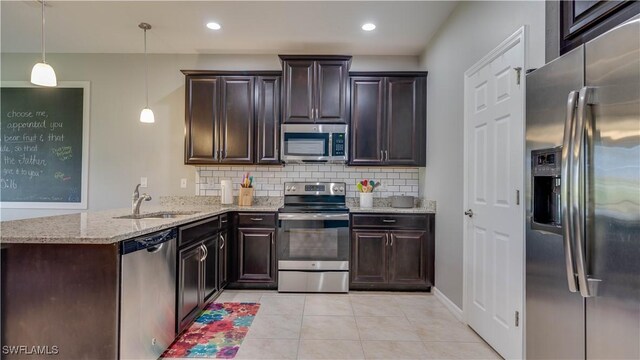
[{"x1": 433, "y1": 287, "x2": 464, "y2": 322}]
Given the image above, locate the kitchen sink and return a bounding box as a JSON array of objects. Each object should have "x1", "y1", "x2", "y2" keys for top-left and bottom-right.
[{"x1": 114, "y1": 211, "x2": 200, "y2": 220}]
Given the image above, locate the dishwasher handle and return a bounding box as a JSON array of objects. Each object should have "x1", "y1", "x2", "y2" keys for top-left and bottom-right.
[{"x1": 121, "y1": 228, "x2": 177, "y2": 255}]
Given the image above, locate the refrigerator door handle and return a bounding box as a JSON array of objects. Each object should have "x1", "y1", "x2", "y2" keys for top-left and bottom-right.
[
  {"x1": 573, "y1": 86, "x2": 600, "y2": 298},
  {"x1": 562, "y1": 90, "x2": 579, "y2": 293}
]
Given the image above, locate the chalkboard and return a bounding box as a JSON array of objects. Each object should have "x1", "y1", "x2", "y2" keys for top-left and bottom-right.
[{"x1": 1, "y1": 82, "x2": 90, "y2": 209}]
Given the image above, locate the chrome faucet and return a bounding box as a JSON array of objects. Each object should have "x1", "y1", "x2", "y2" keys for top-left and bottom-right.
[{"x1": 132, "y1": 184, "x2": 152, "y2": 216}]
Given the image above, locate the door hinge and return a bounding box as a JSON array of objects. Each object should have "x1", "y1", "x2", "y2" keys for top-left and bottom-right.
[
  {"x1": 516, "y1": 189, "x2": 520, "y2": 205},
  {"x1": 514, "y1": 67, "x2": 522, "y2": 85},
  {"x1": 515, "y1": 311, "x2": 520, "y2": 327}
]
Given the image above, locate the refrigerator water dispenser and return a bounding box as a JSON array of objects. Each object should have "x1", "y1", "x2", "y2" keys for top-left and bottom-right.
[{"x1": 531, "y1": 147, "x2": 562, "y2": 231}]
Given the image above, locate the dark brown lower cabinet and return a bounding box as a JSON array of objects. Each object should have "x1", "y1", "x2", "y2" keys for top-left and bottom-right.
[
  {"x1": 178, "y1": 243, "x2": 204, "y2": 332},
  {"x1": 203, "y1": 235, "x2": 219, "y2": 301},
  {"x1": 218, "y1": 230, "x2": 229, "y2": 288},
  {"x1": 351, "y1": 231, "x2": 388, "y2": 284},
  {"x1": 388, "y1": 231, "x2": 427, "y2": 285},
  {"x1": 237, "y1": 228, "x2": 276, "y2": 284},
  {"x1": 350, "y1": 213, "x2": 434, "y2": 291},
  {"x1": 177, "y1": 216, "x2": 226, "y2": 334}
]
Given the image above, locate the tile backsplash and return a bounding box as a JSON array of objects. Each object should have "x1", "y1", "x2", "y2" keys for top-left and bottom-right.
[{"x1": 195, "y1": 164, "x2": 420, "y2": 198}]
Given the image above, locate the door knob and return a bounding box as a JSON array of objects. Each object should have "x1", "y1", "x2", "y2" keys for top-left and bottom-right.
[{"x1": 464, "y1": 209, "x2": 474, "y2": 218}]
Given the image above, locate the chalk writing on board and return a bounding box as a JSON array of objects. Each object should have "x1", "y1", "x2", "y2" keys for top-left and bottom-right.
[{"x1": 0, "y1": 87, "x2": 84, "y2": 203}]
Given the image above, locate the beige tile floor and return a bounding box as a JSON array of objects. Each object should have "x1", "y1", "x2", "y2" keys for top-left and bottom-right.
[{"x1": 213, "y1": 290, "x2": 502, "y2": 360}]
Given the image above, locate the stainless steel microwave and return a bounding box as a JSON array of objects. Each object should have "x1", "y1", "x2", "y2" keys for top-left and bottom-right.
[{"x1": 281, "y1": 124, "x2": 348, "y2": 163}]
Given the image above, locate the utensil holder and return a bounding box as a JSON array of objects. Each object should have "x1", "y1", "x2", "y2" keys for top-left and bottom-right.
[
  {"x1": 238, "y1": 187, "x2": 254, "y2": 206},
  {"x1": 359, "y1": 192, "x2": 373, "y2": 208}
]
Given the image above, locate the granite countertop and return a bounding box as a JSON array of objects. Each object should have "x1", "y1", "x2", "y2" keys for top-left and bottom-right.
[
  {"x1": 347, "y1": 206, "x2": 436, "y2": 214},
  {"x1": 1, "y1": 196, "x2": 436, "y2": 245},
  {"x1": 0, "y1": 203, "x2": 280, "y2": 245}
]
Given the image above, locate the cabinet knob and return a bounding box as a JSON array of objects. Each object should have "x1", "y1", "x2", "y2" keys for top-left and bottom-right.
[{"x1": 464, "y1": 209, "x2": 474, "y2": 218}]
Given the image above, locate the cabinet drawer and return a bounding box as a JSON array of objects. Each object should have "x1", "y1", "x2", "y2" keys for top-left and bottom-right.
[
  {"x1": 351, "y1": 214, "x2": 427, "y2": 229},
  {"x1": 237, "y1": 213, "x2": 277, "y2": 227},
  {"x1": 179, "y1": 217, "x2": 220, "y2": 248}
]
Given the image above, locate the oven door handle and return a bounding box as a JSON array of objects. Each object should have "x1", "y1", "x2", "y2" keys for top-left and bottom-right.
[{"x1": 278, "y1": 213, "x2": 349, "y2": 221}]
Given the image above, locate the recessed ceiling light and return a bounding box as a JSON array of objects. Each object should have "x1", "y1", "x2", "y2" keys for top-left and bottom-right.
[
  {"x1": 361, "y1": 23, "x2": 376, "y2": 31},
  {"x1": 206, "y1": 22, "x2": 221, "y2": 30}
]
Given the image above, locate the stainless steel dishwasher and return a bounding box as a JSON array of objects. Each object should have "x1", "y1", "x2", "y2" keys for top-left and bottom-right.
[{"x1": 120, "y1": 228, "x2": 177, "y2": 360}]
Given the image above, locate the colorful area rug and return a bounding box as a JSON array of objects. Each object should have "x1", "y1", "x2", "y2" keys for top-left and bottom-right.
[{"x1": 162, "y1": 302, "x2": 260, "y2": 359}]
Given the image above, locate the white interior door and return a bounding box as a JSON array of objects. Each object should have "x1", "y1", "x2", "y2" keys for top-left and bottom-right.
[{"x1": 463, "y1": 27, "x2": 525, "y2": 359}]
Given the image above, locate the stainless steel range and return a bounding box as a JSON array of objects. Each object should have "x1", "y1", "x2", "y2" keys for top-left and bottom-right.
[{"x1": 277, "y1": 182, "x2": 350, "y2": 293}]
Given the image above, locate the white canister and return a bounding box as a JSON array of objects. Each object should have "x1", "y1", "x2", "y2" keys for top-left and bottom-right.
[
  {"x1": 220, "y1": 179, "x2": 233, "y2": 205},
  {"x1": 359, "y1": 192, "x2": 373, "y2": 208}
]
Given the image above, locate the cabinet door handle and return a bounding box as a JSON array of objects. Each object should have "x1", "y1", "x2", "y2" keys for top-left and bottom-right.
[
  {"x1": 385, "y1": 236, "x2": 389, "y2": 246},
  {"x1": 385, "y1": 150, "x2": 389, "y2": 161},
  {"x1": 220, "y1": 235, "x2": 225, "y2": 249},
  {"x1": 380, "y1": 150, "x2": 384, "y2": 161},
  {"x1": 250, "y1": 218, "x2": 263, "y2": 221},
  {"x1": 200, "y1": 244, "x2": 207, "y2": 262},
  {"x1": 382, "y1": 219, "x2": 396, "y2": 223},
  {"x1": 390, "y1": 236, "x2": 394, "y2": 246}
]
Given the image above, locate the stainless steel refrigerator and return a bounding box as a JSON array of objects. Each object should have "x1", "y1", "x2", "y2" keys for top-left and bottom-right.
[{"x1": 525, "y1": 16, "x2": 639, "y2": 359}]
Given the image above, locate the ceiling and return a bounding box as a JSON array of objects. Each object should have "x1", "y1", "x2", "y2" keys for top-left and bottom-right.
[{"x1": 1, "y1": 1, "x2": 458, "y2": 55}]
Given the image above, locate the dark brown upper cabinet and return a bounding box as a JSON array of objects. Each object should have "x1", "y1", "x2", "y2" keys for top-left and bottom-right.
[
  {"x1": 184, "y1": 76, "x2": 219, "y2": 164},
  {"x1": 558, "y1": 0, "x2": 639, "y2": 55},
  {"x1": 220, "y1": 77, "x2": 254, "y2": 164},
  {"x1": 350, "y1": 77, "x2": 385, "y2": 165},
  {"x1": 280, "y1": 55, "x2": 351, "y2": 124},
  {"x1": 182, "y1": 71, "x2": 282, "y2": 165},
  {"x1": 349, "y1": 73, "x2": 427, "y2": 167},
  {"x1": 256, "y1": 76, "x2": 281, "y2": 164}
]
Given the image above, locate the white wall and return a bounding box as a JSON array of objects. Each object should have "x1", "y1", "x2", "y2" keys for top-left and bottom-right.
[
  {"x1": 0, "y1": 53, "x2": 419, "y2": 220},
  {"x1": 419, "y1": 1, "x2": 545, "y2": 308}
]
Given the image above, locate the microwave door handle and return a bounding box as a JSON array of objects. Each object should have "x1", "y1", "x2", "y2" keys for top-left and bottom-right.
[
  {"x1": 562, "y1": 90, "x2": 579, "y2": 293},
  {"x1": 328, "y1": 133, "x2": 333, "y2": 158}
]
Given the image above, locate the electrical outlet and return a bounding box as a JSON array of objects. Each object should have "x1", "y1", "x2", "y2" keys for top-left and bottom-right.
[
  {"x1": 140, "y1": 177, "x2": 148, "y2": 188},
  {"x1": 180, "y1": 178, "x2": 187, "y2": 188}
]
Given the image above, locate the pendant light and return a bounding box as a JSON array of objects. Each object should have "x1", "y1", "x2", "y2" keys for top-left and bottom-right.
[
  {"x1": 139, "y1": 22, "x2": 154, "y2": 123},
  {"x1": 30, "y1": 0, "x2": 57, "y2": 87}
]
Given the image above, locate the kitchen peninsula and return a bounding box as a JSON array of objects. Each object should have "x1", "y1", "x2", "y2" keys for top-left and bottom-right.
[{"x1": 1, "y1": 196, "x2": 435, "y2": 359}]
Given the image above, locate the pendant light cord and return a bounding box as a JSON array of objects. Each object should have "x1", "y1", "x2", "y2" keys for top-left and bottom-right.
[
  {"x1": 144, "y1": 28, "x2": 149, "y2": 108},
  {"x1": 41, "y1": 0, "x2": 46, "y2": 63}
]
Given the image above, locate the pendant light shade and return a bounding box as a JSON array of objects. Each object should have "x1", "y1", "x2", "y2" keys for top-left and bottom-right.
[
  {"x1": 31, "y1": 62, "x2": 57, "y2": 87},
  {"x1": 139, "y1": 22, "x2": 154, "y2": 123},
  {"x1": 140, "y1": 107, "x2": 155, "y2": 123},
  {"x1": 31, "y1": 0, "x2": 57, "y2": 87}
]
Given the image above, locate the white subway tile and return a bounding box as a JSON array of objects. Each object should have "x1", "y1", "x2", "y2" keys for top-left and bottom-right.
[{"x1": 268, "y1": 190, "x2": 281, "y2": 196}]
